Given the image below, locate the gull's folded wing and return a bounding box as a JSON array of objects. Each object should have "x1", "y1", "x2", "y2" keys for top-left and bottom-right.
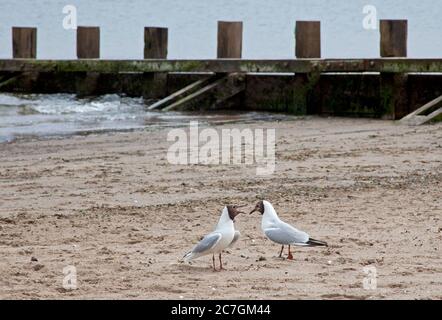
[
  {"x1": 264, "y1": 223, "x2": 309, "y2": 245},
  {"x1": 192, "y1": 232, "x2": 222, "y2": 253}
]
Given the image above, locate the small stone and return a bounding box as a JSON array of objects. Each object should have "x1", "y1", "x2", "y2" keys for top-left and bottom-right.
[
  {"x1": 257, "y1": 256, "x2": 266, "y2": 262},
  {"x1": 33, "y1": 264, "x2": 44, "y2": 271},
  {"x1": 31, "y1": 257, "x2": 38, "y2": 262}
]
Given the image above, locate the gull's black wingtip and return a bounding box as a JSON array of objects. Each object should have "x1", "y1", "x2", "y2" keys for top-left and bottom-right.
[{"x1": 307, "y1": 238, "x2": 328, "y2": 247}]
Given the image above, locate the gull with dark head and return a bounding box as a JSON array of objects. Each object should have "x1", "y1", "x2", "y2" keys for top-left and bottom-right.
[
  {"x1": 183, "y1": 205, "x2": 245, "y2": 271},
  {"x1": 250, "y1": 200, "x2": 327, "y2": 260}
]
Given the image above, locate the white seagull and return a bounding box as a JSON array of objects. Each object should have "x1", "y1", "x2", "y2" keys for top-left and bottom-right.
[
  {"x1": 183, "y1": 205, "x2": 244, "y2": 271},
  {"x1": 250, "y1": 200, "x2": 327, "y2": 260}
]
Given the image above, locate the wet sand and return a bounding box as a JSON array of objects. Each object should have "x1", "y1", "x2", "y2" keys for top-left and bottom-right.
[{"x1": 0, "y1": 117, "x2": 441, "y2": 299}]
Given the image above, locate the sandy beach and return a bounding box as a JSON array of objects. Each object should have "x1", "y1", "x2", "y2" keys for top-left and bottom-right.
[{"x1": 0, "y1": 117, "x2": 441, "y2": 299}]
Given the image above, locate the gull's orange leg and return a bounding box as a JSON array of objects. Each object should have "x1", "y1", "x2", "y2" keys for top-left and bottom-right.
[{"x1": 287, "y1": 245, "x2": 294, "y2": 260}]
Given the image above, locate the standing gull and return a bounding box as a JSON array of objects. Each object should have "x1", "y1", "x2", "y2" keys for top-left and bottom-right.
[
  {"x1": 183, "y1": 205, "x2": 244, "y2": 271},
  {"x1": 250, "y1": 200, "x2": 327, "y2": 260}
]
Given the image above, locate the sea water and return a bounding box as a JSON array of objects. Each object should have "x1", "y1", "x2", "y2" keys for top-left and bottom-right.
[{"x1": 0, "y1": 0, "x2": 440, "y2": 140}]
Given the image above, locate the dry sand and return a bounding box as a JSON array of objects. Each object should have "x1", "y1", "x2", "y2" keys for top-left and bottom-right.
[{"x1": 0, "y1": 117, "x2": 441, "y2": 299}]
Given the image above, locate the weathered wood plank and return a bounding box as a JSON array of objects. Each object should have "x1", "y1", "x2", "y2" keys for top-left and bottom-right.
[
  {"x1": 380, "y1": 20, "x2": 408, "y2": 119},
  {"x1": 217, "y1": 21, "x2": 243, "y2": 58},
  {"x1": 400, "y1": 95, "x2": 442, "y2": 125},
  {"x1": 162, "y1": 76, "x2": 228, "y2": 111},
  {"x1": 144, "y1": 27, "x2": 168, "y2": 59},
  {"x1": 295, "y1": 21, "x2": 321, "y2": 58},
  {"x1": 210, "y1": 73, "x2": 246, "y2": 109},
  {"x1": 380, "y1": 20, "x2": 407, "y2": 58},
  {"x1": 380, "y1": 73, "x2": 408, "y2": 119},
  {"x1": 147, "y1": 75, "x2": 216, "y2": 110},
  {"x1": 162, "y1": 73, "x2": 245, "y2": 111},
  {"x1": 294, "y1": 21, "x2": 321, "y2": 114},
  {"x1": 12, "y1": 27, "x2": 37, "y2": 59},
  {"x1": 0, "y1": 59, "x2": 442, "y2": 73},
  {"x1": 0, "y1": 74, "x2": 20, "y2": 89},
  {"x1": 77, "y1": 27, "x2": 100, "y2": 59}
]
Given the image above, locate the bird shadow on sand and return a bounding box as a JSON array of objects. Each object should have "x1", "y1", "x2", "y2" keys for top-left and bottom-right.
[
  {"x1": 172, "y1": 261, "x2": 246, "y2": 273},
  {"x1": 172, "y1": 262, "x2": 216, "y2": 273},
  {"x1": 268, "y1": 255, "x2": 295, "y2": 262}
]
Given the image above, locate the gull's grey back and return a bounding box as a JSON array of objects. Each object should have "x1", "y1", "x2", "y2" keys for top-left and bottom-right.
[{"x1": 264, "y1": 222, "x2": 309, "y2": 245}]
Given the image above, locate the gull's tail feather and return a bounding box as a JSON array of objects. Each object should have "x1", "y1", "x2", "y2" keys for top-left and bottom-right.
[{"x1": 307, "y1": 238, "x2": 328, "y2": 247}]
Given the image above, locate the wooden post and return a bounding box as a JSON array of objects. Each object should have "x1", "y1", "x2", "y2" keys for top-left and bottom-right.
[
  {"x1": 77, "y1": 26, "x2": 100, "y2": 59},
  {"x1": 76, "y1": 26, "x2": 100, "y2": 96},
  {"x1": 217, "y1": 21, "x2": 243, "y2": 58},
  {"x1": 295, "y1": 21, "x2": 321, "y2": 58},
  {"x1": 380, "y1": 20, "x2": 408, "y2": 119},
  {"x1": 293, "y1": 21, "x2": 321, "y2": 115},
  {"x1": 380, "y1": 20, "x2": 407, "y2": 57},
  {"x1": 12, "y1": 27, "x2": 37, "y2": 58},
  {"x1": 143, "y1": 27, "x2": 168, "y2": 97},
  {"x1": 144, "y1": 27, "x2": 168, "y2": 59}
]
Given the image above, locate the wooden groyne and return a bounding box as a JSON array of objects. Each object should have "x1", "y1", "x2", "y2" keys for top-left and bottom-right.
[{"x1": 1, "y1": 20, "x2": 442, "y2": 120}]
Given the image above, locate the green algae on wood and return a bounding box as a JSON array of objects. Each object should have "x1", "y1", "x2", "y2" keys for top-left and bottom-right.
[{"x1": 1, "y1": 59, "x2": 441, "y2": 74}]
